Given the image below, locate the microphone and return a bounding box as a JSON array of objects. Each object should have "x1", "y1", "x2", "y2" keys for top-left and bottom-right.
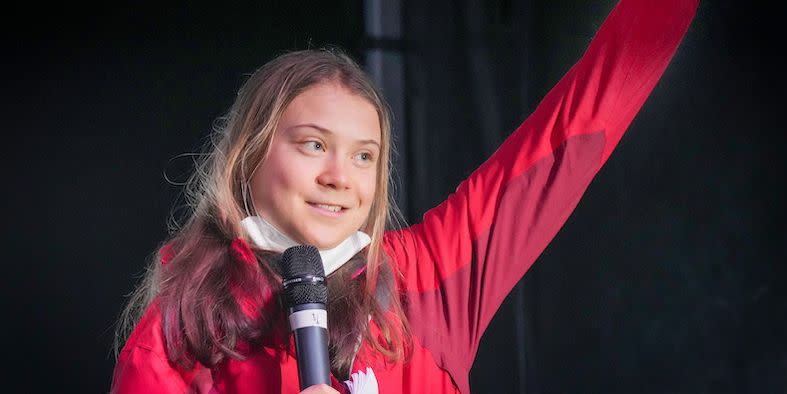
[{"x1": 279, "y1": 245, "x2": 331, "y2": 390}]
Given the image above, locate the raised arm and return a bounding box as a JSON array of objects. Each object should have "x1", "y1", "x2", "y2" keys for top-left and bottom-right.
[{"x1": 383, "y1": 0, "x2": 698, "y2": 391}]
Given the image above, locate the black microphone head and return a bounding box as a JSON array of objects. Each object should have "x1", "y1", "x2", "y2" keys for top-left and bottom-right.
[{"x1": 279, "y1": 245, "x2": 327, "y2": 306}]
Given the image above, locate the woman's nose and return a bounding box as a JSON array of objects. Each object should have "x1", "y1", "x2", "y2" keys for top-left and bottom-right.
[{"x1": 316, "y1": 157, "x2": 351, "y2": 190}]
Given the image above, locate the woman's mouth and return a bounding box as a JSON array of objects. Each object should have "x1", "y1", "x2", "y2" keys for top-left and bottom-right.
[
  {"x1": 307, "y1": 202, "x2": 346, "y2": 216},
  {"x1": 315, "y1": 203, "x2": 341, "y2": 212}
]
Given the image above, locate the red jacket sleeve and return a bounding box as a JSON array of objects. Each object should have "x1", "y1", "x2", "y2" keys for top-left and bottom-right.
[
  {"x1": 110, "y1": 301, "x2": 211, "y2": 393},
  {"x1": 111, "y1": 346, "x2": 189, "y2": 394},
  {"x1": 383, "y1": 0, "x2": 697, "y2": 392}
]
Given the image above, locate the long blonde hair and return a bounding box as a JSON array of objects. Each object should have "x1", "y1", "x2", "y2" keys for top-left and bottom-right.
[{"x1": 114, "y1": 47, "x2": 410, "y2": 377}]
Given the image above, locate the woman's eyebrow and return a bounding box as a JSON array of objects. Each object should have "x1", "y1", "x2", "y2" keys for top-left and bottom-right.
[{"x1": 287, "y1": 123, "x2": 380, "y2": 148}]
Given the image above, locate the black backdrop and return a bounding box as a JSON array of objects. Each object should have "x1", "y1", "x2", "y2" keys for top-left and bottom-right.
[{"x1": 2, "y1": 1, "x2": 785, "y2": 393}]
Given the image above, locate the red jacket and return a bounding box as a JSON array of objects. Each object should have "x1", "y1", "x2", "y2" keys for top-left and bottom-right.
[{"x1": 111, "y1": 0, "x2": 697, "y2": 392}]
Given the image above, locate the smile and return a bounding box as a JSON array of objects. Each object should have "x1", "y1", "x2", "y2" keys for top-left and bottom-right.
[
  {"x1": 307, "y1": 202, "x2": 346, "y2": 216},
  {"x1": 316, "y1": 203, "x2": 341, "y2": 212}
]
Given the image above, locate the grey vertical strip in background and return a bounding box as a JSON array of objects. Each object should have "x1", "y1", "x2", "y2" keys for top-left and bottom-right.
[
  {"x1": 514, "y1": 2, "x2": 534, "y2": 392},
  {"x1": 364, "y1": 0, "x2": 408, "y2": 219}
]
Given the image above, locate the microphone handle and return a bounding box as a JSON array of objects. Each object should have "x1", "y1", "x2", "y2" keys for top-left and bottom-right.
[{"x1": 290, "y1": 303, "x2": 331, "y2": 390}]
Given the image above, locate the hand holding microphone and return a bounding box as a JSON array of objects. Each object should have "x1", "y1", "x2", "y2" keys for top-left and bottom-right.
[{"x1": 300, "y1": 384, "x2": 340, "y2": 394}]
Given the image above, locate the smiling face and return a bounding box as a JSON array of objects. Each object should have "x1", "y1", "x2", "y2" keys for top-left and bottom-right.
[{"x1": 250, "y1": 82, "x2": 381, "y2": 249}]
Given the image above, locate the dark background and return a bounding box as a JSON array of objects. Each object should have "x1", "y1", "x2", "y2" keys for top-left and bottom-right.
[{"x1": 2, "y1": 0, "x2": 784, "y2": 393}]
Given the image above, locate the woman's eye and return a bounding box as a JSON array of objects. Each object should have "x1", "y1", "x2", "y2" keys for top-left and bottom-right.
[
  {"x1": 355, "y1": 152, "x2": 374, "y2": 163},
  {"x1": 304, "y1": 141, "x2": 323, "y2": 151}
]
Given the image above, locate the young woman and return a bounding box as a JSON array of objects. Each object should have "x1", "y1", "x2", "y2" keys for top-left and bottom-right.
[{"x1": 111, "y1": 0, "x2": 698, "y2": 392}]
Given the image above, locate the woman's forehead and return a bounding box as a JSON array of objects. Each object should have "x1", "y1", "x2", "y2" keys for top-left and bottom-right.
[{"x1": 279, "y1": 82, "x2": 382, "y2": 143}]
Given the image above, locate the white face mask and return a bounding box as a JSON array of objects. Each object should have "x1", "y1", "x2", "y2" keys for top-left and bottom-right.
[{"x1": 240, "y1": 215, "x2": 371, "y2": 276}]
